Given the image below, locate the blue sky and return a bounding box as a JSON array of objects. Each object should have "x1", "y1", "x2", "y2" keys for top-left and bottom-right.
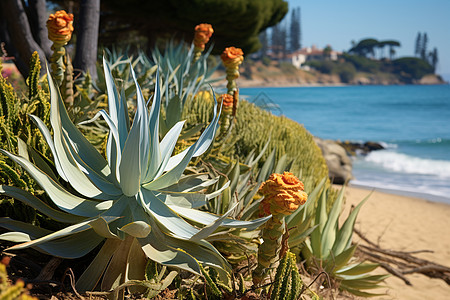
[{"x1": 286, "y1": 0, "x2": 450, "y2": 80}]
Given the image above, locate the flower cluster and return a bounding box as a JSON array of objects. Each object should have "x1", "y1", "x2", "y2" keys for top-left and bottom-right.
[
  {"x1": 259, "y1": 172, "x2": 308, "y2": 216},
  {"x1": 46, "y1": 10, "x2": 74, "y2": 45},
  {"x1": 220, "y1": 47, "x2": 244, "y2": 77},
  {"x1": 221, "y1": 47, "x2": 244, "y2": 94},
  {"x1": 193, "y1": 23, "x2": 214, "y2": 51},
  {"x1": 218, "y1": 93, "x2": 234, "y2": 114}
]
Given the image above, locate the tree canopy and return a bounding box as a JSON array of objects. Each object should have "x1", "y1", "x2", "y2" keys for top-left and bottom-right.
[
  {"x1": 100, "y1": 0, "x2": 288, "y2": 54},
  {"x1": 393, "y1": 57, "x2": 434, "y2": 80},
  {"x1": 349, "y1": 38, "x2": 401, "y2": 59}
]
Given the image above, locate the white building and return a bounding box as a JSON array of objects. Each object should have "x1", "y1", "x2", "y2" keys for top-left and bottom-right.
[{"x1": 287, "y1": 45, "x2": 341, "y2": 69}]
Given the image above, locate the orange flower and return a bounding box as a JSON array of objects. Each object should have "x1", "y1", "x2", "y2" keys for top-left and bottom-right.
[
  {"x1": 259, "y1": 172, "x2": 307, "y2": 216},
  {"x1": 218, "y1": 94, "x2": 234, "y2": 114},
  {"x1": 194, "y1": 23, "x2": 214, "y2": 50},
  {"x1": 221, "y1": 47, "x2": 244, "y2": 68},
  {"x1": 219, "y1": 94, "x2": 233, "y2": 106},
  {"x1": 47, "y1": 10, "x2": 74, "y2": 44}
]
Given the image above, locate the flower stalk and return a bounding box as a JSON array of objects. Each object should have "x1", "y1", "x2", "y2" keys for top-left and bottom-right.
[
  {"x1": 46, "y1": 10, "x2": 74, "y2": 87},
  {"x1": 220, "y1": 47, "x2": 244, "y2": 96},
  {"x1": 217, "y1": 93, "x2": 234, "y2": 136},
  {"x1": 252, "y1": 172, "x2": 307, "y2": 286},
  {"x1": 193, "y1": 24, "x2": 214, "y2": 63}
]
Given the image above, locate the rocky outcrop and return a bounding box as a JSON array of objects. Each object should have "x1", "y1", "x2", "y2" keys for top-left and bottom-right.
[
  {"x1": 339, "y1": 141, "x2": 385, "y2": 155},
  {"x1": 314, "y1": 137, "x2": 353, "y2": 184},
  {"x1": 315, "y1": 138, "x2": 387, "y2": 184},
  {"x1": 417, "y1": 74, "x2": 447, "y2": 85}
]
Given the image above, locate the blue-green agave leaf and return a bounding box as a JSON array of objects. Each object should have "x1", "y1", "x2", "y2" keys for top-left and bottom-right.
[
  {"x1": 103, "y1": 57, "x2": 129, "y2": 149},
  {"x1": 142, "y1": 70, "x2": 161, "y2": 181},
  {"x1": 161, "y1": 180, "x2": 229, "y2": 208},
  {"x1": 152, "y1": 120, "x2": 185, "y2": 180},
  {"x1": 161, "y1": 174, "x2": 219, "y2": 193},
  {"x1": 28, "y1": 115, "x2": 68, "y2": 181},
  {"x1": 139, "y1": 189, "x2": 199, "y2": 239},
  {"x1": 118, "y1": 112, "x2": 142, "y2": 196},
  {"x1": 0, "y1": 218, "x2": 104, "y2": 259},
  {"x1": 0, "y1": 185, "x2": 86, "y2": 223},
  {"x1": 36, "y1": 229, "x2": 105, "y2": 259},
  {"x1": 142, "y1": 98, "x2": 220, "y2": 191},
  {"x1": 5, "y1": 216, "x2": 117, "y2": 251},
  {"x1": 0, "y1": 149, "x2": 112, "y2": 217},
  {"x1": 76, "y1": 239, "x2": 122, "y2": 292},
  {"x1": 119, "y1": 221, "x2": 151, "y2": 238},
  {"x1": 132, "y1": 66, "x2": 151, "y2": 179},
  {"x1": 189, "y1": 203, "x2": 239, "y2": 242},
  {"x1": 0, "y1": 232, "x2": 31, "y2": 243},
  {"x1": 89, "y1": 217, "x2": 119, "y2": 239},
  {"x1": 48, "y1": 68, "x2": 114, "y2": 196},
  {"x1": 168, "y1": 205, "x2": 271, "y2": 231}
]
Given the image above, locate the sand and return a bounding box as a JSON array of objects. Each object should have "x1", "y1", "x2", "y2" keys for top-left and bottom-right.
[{"x1": 341, "y1": 185, "x2": 450, "y2": 300}]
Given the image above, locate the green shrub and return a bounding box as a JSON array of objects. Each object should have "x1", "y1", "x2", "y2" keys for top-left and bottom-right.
[
  {"x1": 342, "y1": 53, "x2": 379, "y2": 73},
  {"x1": 393, "y1": 57, "x2": 434, "y2": 80},
  {"x1": 335, "y1": 62, "x2": 357, "y2": 83},
  {"x1": 262, "y1": 56, "x2": 272, "y2": 66},
  {"x1": 226, "y1": 100, "x2": 328, "y2": 192},
  {"x1": 306, "y1": 60, "x2": 334, "y2": 74}
]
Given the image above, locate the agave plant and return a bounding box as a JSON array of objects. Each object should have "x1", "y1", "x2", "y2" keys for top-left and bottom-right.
[
  {"x1": 152, "y1": 39, "x2": 220, "y2": 137},
  {"x1": 301, "y1": 186, "x2": 388, "y2": 297},
  {"x1": 0, "y1": 58, "x2": 270, "y2": 294}
]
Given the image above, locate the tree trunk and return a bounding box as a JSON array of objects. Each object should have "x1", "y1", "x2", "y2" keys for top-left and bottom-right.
[
  {"x1": 73, "y1": 0, "x2": 100, "y2": 79},
  {"x1": 28, "y1": 0, "x2": 52, "y2": 60},
  {"x1": 0, "y1": 0, "x2": 47, "y2": 78}
]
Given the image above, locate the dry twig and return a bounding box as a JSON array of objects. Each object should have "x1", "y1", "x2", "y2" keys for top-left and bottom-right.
[{"x1": 354, "y1": 228, "x2": 450, "y2": 285}]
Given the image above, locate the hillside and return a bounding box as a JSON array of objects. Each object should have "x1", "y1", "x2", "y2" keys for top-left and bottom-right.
[{"x1": 229, "y1": 58, "x2": 446, "y2": 87}]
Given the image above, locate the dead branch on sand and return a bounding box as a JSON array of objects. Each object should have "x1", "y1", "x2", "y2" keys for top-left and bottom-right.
[{"x1": 354, "y1": 228, "x2": 450, "y2": 286}]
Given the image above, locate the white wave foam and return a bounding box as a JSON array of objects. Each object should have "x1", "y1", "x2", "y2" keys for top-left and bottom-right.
[
  {"x1": 380, "y1": 142, "x2": 398, "y2": 149},
  {"x1": 364, "y1": 150, "x2": 450, "y2": 178}
]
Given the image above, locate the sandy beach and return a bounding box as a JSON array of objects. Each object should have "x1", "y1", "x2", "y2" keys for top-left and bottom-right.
[{"x1": 342, "y1": 185, "x2": 450, "y2": 300}]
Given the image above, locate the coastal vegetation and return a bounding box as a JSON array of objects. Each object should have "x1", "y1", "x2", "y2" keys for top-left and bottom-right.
[
  {"x1": 0, "y1": 2, "x2": 449, "y2": 300},
  {"x1": 0, "y1": 7, "x2": 388, "y2": 298}
]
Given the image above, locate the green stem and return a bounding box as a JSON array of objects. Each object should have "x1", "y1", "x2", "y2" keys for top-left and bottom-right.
[
  {"x1": 50, "y1": 43, "x2": 66, "y2": 87},
  {"x1": 253, "y1": 215, "x2": 285, "y2": 285}
]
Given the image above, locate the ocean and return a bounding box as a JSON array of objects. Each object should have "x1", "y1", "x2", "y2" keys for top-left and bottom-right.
[{"x1": 240, "y1": 85, "x2": 450, "y2": 204}]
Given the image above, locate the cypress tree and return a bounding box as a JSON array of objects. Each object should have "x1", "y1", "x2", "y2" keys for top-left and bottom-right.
[
  {"x1": 280, "y1": 22, "x2": 287, "y2": 58},
  {"x1": 271, "y1": 23, "x2": 281, "y2": 56},
  {"x1": 260, "y1": 30, "x2": 269, "y2": 57},
  {"x1": 289, "y1": 7, "x2": 301, "y2": 52},
  {"x1": 421, "y1": 32, "x2": 428, "y2": 60},
  {"x1": 297, "y1": 7, "x2": 302, "y2": 49},
  {"x1": 429, "y1": 47, "x2": 438, "y2": 72},
  {"x1": 414, "y1": 32, "x2": 422, "y2": 57}
]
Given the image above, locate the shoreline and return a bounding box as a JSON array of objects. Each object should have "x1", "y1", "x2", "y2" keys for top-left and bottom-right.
[
  {"x1": 349, "y1": 181, "x2": 450, "y2": 205},
  {"x1": 238, "y1": 81, "x2": 449, "y2": 88},
  {"x1": 341, "y1": 185, "x2": 450, "y2": 300}
]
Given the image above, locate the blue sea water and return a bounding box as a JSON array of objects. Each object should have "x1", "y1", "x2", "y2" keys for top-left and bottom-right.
[{"x1": 240, "y1": 85, "x2": 450, "y2": 204}]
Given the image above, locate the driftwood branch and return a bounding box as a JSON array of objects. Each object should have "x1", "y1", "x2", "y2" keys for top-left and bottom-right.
[{"x1": 354, "y1": 228, "x2": 450, "y2": 285}]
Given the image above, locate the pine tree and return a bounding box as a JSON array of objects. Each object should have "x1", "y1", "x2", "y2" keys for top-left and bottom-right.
[
  {"x1": 289, "y1": 7, "x2": 301, "y2": 52},
  {"x1": 259, "y1": 30, "x2": 269, "y2": 57},
  {"x1": 297, "y1": 7, "x2": 302, "y2": 49},
  {"x1": 280, "y1": 22, "x2": 287, "y2": 58},
  {"x1": 429, "y1": 47, "x2": 438, "y2": 72},
  {"x1": 420, "y1": 32, "x2": 428, "y2": 60},
  {"x1": 271, "y1": 23, "x2": 281, "y2": 57},
  {"x1": 414, "y1": 32, "x2": 422, "y2": 57}
]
